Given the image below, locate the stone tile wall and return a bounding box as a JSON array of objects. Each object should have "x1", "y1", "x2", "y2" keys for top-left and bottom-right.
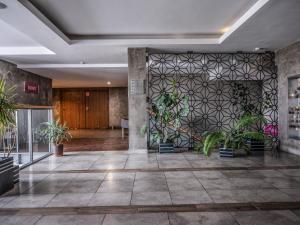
[{"x1": 276, "y1": 41, "x2": 300, "y2": 155}]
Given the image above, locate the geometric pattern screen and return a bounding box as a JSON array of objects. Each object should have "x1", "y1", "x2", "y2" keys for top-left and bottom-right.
[{"x1": 147, "y1": 53, "x2": 278, "y2": 149}]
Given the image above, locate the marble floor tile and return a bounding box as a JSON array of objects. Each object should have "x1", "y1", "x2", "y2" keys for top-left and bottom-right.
[
  {"x1": 75, "y1": 173, "x2": 107, "y2": 181},
  {"x1": 60, "y1": 180, "x2": 102, "y2": 193},
  {"x1": 133, "y1": 179, "x2": 168, "y2": 192},
  {"x1": 131, "y1": 191, "x2": 172, "y2": 205},
  {"x1": 104, "y1": 172, "x2": 135, "y2": 181},
  {"x1": 164, "y1": 171, "x2": 195, "y2": 179},
  {"x1": 102, "y1": 213, "x2": 170, "y2": 225},
  {"x1": 158, "y1": 160, "x2": 191, "y2": 168},
  {"x1": 232, "y1": 210, "x2": 300, "y2": 225},
  {"x1": 89, "y1": 161, "x2": 126, "y2": 170},
  {"x1": 169, "y1": 212, "x2": 238, "y2": 225},
  {"x1": 135, "y1": 172, "x2": 165, "y2": 180},
  {"x1": 0, "y1": 215, "x2": 42, "y2": 225},
  {"x1": 170, "y1": 190, "x2": 213, "y2": 204},
  {"x1": 221, "y1": 170, "x2": 264, "y2": 178},
  {"x1": 198, "y1": 178, "x2": 233, "y2": 190},
  {"x1": 46, "y1": 193, "x2": 94, "y2": 207},
  {"x1": 35, "y1": 215, "x2": 104, "y2": 225},
  {"x1": 24, "y1": 180, "x2": 71, "y2": 194},
  {"x1": 88, "y1": 192, "x2": 132, "y2": 206},
  {"x1": 193, "y1": 171, "x2": 226, "y2": 179},
  {"x1": 252, "y1": 169, "x2": 286, "y2": 178},
  {"x1": 278, "y1": 169, "x2": 300, "y2": 177},
  {"x1": 279, "y1": 188, "x2": 300, "y2": 201},
  {"x1": 227, "y1": 178, "x2": 274, "y2": 189},
  {"x1": 167, "y1": 178, "x2": 204, "y2": 191},
  {"x1": 2, "y1": 194, "x2": 55, "y2": 208},
  {"x1": 264, "y1": 177, "x2": 300, "y2": 189},
  {"x1": 125, "y1": 160, "x2": 158, "y2": 169},
  {"x1": 97, "y1": 179, "x2": 133, "y2": 193}
]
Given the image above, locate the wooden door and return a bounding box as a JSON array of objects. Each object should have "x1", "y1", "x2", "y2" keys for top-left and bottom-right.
[
  {"x1": 61, "y1": 91, "x2": 85, "y2": 129},
  {"x1": 85, "y1": 90, "x2": 109, "y2": 129}
]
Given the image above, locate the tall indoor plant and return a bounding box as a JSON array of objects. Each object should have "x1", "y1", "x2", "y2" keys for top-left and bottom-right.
[
  {"x1": 147, "y1": 80, "x2": 189, "y2": 153},
  {"x1": 202, "y1": 114, "x2": 266, "y2": 157},
  {"x1": 0, "y1": 76, "x2": 17, "y2": 194},
  {"x1": 39, "y1": 120, "x2": 71, "y2": 156}
]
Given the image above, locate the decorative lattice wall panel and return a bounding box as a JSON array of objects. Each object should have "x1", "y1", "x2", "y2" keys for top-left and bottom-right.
[{"x1": 147, "y1": 53, "x2": 278, "y2": 149}]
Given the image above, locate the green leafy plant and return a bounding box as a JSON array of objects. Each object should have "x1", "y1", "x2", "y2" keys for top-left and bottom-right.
[
  {"x1": 202, "y1": 114, "x2": 266, "y2": 156},
  {"x1": 39, "y1": 120, "x2": 71, "y2": 146},
  {"x1": 142, "y1": 80, "x2": 189, "y2": 144},
  {"x1": 0, "y1": 77, "x2": 16, "y2": 136}
]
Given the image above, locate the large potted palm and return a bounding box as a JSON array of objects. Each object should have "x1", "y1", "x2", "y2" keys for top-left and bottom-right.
[
  {"x1": 39, "y1": 120, "x2": 71, "y2": 156},
  {"x1": 0, "y1": 77, "x2": 17, "y2": 194},
  {"x1": 202, "y1": 114, "x2": 266, "y2": 157}
]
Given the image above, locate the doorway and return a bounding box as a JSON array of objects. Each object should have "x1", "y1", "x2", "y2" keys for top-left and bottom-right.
[
  {"x1": 53, "y1": 88, "x2": 128, "y2": 151},
  {"x1": 61, "y1": 89, "x2": 109, "y2": 129}
]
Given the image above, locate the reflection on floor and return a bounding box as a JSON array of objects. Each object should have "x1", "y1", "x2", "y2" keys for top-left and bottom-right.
[
  {"x1": 65, "y1": 129, "x2": 128, "y2": 151},
  {"x1": 1, "y1": 151, "x2": 300, "y2": 224}
]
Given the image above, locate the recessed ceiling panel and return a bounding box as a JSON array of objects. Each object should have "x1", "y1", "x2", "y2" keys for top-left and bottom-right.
[
  {"x1": 29, "y1": 0, "x2": 258, "y2": 36},
  {"x1": 0, "y1": 19, "x2": 39, "y2": 47}
]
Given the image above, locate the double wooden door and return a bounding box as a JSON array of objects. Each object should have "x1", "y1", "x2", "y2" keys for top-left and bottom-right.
[{"x1": 61, "y1": 89, "x2": 109, "y2": 129}]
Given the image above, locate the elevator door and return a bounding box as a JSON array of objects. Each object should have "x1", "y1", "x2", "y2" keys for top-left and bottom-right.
[
  {"x1": 61, "y1": 90, "x2": 85, "y2": 129},
  {"x1": 85, "y1": 90, "x2": 109, "y2": 129},
  {"x1": 61, "y1": 89, "x2": 109, "y2": 129}
]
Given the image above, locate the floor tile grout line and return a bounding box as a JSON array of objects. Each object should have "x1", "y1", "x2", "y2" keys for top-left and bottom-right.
[
  {"x1": 21, "y1": 165, "x2": 300, "y2": 175},
  {"x1": 129, "y1": 172, "x2": 136, "y2": 205},
  {"x1": 163, "y1": 171, "x2": 173, "y2": 205},
  {"x1": 1, "y1": 202, "x2": 300, "y2": 215}
]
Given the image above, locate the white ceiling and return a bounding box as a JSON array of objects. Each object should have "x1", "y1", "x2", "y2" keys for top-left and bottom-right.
[
  {"x1": 0, "y1": 0, "x2": 299, "y2": 87},
  {"x1": 29, "y1": 0, "x2": 257, "y2": 35}
]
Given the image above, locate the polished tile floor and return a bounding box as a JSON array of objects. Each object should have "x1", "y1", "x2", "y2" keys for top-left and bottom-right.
[{"x1": 1, "y1": 151, "x2": 300, "y2": 224}]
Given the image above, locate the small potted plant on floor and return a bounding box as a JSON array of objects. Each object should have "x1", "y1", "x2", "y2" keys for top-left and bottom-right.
[
  {"x1": 39, "y1": 120, "x2": 71, "y2": 156},
  {"x1": 0, "y1": 76, "x2": 17, "y2": 194},
  {"x1": 202, "y1": 114, "x2": 266, "y2": 157},
  {"x1": 146, "y1": 80, "x2": 189, "y2": 153}
]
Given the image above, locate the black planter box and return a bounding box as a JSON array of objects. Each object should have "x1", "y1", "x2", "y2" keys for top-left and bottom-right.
[
  {"x1": 159, "y1": 142, "x2": 174, "y2": 153},
  {"x1": 219, "y1": 148, "x2": 234, "y2": 157},
  {"x1": 246, "y1": 139, "x2": 265, "y2": 155},
  {"x1": 13, "y1": 165, "x2": 19, "y2": 184},
  {"x1": 0, "y1": 157, "x2": 14, "y2": 195}
]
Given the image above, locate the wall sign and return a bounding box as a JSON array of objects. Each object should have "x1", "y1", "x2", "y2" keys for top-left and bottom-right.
[
  {"x1": 24, "y1": 81, "x2": 39, "y2": 94},
  {"x1": 130, "y1": 79, "x2": 145, "y2": 95}
]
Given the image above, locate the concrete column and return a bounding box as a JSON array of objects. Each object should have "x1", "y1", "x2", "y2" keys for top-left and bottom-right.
[{"x1": 128, "y1": 48, "x2": 147, "y2": 151}]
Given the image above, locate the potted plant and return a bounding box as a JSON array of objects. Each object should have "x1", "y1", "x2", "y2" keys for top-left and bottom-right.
[
  {"x1": 232, "y1": 83, "x2": 273, "y2": 153},
  {"x1": 39, "y1": 120, "x2": 71, "y2": 156},
  {"x1": 202, "y1": 114, "x2": 266, "y2": 157},
  {"x1": 0, "y1": 77, "x2": 17, "y2": 194},
  {"x1": 145, "y1": 80, "x2": 189, "y2": 153}
]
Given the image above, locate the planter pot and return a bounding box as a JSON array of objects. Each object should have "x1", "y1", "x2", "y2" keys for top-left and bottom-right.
[
  {"x1": 54, "y1": 144, "x2": 64, "y2": 157},
  {"x1": 0, "y1": 157, "x2": 14, "y2": 195},
  {"x1": 13, "y1": 165, "x2": 19, "y2": 184},
  {"x1": 246, "y1": 139, "x2": 265, "y2": 155},
  {"x1": 219, "y1": 147, "x2": 234, "y2": 158},
  {"x1": 159, "y1": 142, "x2": 174, "y2": 153}
]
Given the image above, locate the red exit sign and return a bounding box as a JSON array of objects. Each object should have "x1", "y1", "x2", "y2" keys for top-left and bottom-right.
[{"x1": 24, "y1": 81, "x2": 39, "y2": 94}]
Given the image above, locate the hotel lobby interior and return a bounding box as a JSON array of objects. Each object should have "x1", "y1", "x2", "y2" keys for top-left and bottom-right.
[{"x1": 1, "y1": 0, "x2": 300, "y2": 224}]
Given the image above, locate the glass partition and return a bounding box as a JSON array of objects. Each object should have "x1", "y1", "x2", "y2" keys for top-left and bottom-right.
[
  {"x1": 31, "y1": 110, "x2": 51, "y2": 161},
  {"x1": 16, "y1": 109, "x2": 31, "y2": 165},
  {"x1": 1, "y1": 108, "x2": 53, "y2": 167}
]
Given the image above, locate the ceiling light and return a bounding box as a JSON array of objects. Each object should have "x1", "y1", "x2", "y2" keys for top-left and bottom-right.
[
  {"x1": 0, "y1": 2, "x2": 7, "y2": 9},
  {"x1": 254, "y1": 47, "x2": 268, "y2": 52},
  {"x1": 107, "y1": 81, "x2": 111, "y2": 85},
  {"x1": 221, "y1": 27, "x2": 230, "y2": 33}
]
